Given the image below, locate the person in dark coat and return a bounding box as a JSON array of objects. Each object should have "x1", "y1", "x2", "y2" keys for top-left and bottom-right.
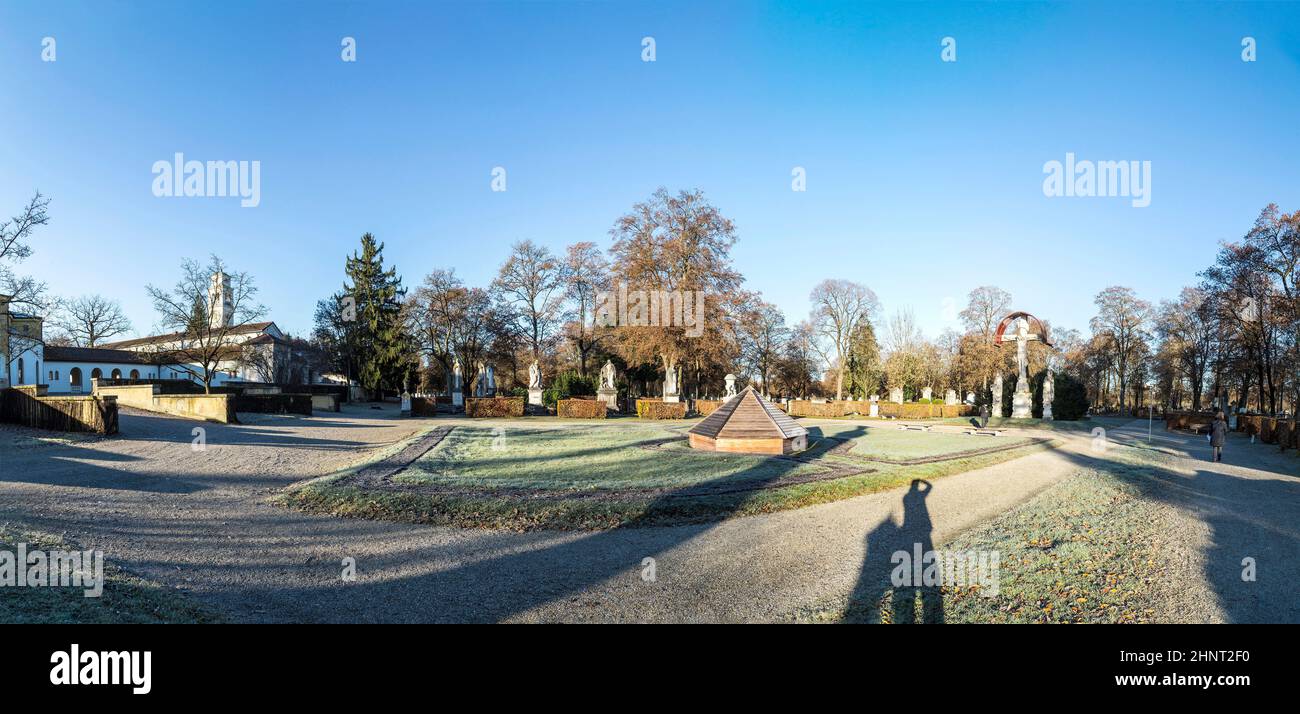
[
  {"x1": 979, "y1": 404, "x2": 989, "y2": 429},
  {"x1": 1210, "y1": 411, "x2": 1228, "y2": 462}
]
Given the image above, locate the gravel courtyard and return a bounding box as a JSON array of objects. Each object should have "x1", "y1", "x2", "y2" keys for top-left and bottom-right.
[{"x1": 1, "y1": 408, "x2": 1296, "y2": 622}]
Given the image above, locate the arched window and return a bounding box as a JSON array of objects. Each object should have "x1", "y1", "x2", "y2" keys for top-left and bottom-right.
[
  {"x1": 111, "y1": 368, "x2": 122, "y2": 379},
  {"x1": 91, "y1": 368, "x2": 102, "y2": 381},
  {"x1": 130, "y1": 369, "x2": 140, "y2": 379},
  {"x1": 70, "y1": 368, "x2": 82, "y2": 388},
  {"x1": 17, "y1": 358, "x2": 23, "y2": 385}
]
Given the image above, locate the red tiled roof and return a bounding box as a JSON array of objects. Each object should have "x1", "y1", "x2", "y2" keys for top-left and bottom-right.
[{"x1": 44, "y1": 346, "x2": 159, "y2": 364}]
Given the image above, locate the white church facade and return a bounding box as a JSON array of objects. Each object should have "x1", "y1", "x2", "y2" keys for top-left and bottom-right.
[{"x1": 3, "y1": 272, "x2": 311, "y2": 395}]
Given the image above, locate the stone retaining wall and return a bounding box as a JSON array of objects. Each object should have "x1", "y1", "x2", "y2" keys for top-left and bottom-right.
[
  {"x1": 311, "y1": 394, "x2": 341, "y2": 412},
  {"x1": 94, "y1": 382, "x2": 236, "y2": 423}
]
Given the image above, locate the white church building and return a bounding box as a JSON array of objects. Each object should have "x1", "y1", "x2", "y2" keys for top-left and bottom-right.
[{"x1": 3, "y1": 272, "x2": 307, "y2": 395}]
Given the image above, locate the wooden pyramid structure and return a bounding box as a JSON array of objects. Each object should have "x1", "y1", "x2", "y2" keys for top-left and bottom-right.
[{"x1": 688, "y1": 386, "x2": 808, "y2": 455}]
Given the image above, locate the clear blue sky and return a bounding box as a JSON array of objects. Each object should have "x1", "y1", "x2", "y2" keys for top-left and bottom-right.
[{"x1": 2, "y1": 1, "x2": 1298, "y2": 340}]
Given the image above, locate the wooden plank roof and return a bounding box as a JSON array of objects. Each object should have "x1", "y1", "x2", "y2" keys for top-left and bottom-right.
[{"x1": 689, "y1": 386, "x2": 807, "y2": 440}]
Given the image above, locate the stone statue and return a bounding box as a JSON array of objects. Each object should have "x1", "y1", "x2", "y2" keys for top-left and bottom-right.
[
  {"x1": 992, "y1": 373, "x2": 1004, "y2": 418},
  {"x1": 450, "y1": 359, "x2": 464, "y2": 406},
  {"x1": 1043, "y1": 369, "x2": 1055, "y2": 421},
  {"x1": 724, "y1": 373, "x2": 737, "y2": 398},
  {"x1": 596, "y1": 360, "x2": 618, "y2": 411},
  {"x1": 1011, "y1": 319, "x2": 1035, "y2": 384},
  {"x1": 527, "y1": 360, "x2": 544, "y2": 407},
  {"x1": 663, "y1": 363, "x2": 680, "y2": 402},
  {"x1": 998, "y1": 318, "x2": 1043, "y2": 419}
]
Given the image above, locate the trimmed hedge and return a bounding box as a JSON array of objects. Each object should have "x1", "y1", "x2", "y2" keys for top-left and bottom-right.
[
  {"x1": 695, "y1": 399, "x2": 724, "y2": 416},
  {"x1": 1275, "y1": 420, "x2": 1295, "y2": 451},
  {"x1": 1261, "y1": 417, "x2": 1277, "y2": 444},
  {"x1": 557, "y1": 399, "x2": 607, "y2": 419},
  {"x1": 465, "y1": 397, "x2": 526, "y2": 418},
  {"x1": 636, "y1": 399, "x2": 687, "y2": 419},
  {"x1": 1240, "y1": 414, "x2": 1261, "y2": 436},
  {"x1": 410, "y1": 397, "x2": 439, "y2": 417},
  {"x1": 1166, "y1": 411, "x2": 1215, "y2": 433},
  {"x1": 784, "y1": 400, "x2": 976, "y2": 419},
  {"x1": 787, "y1": 400, "x2": 858, "y2": 417},
  {"x1": 235, "y1": 394, "x2": 313, "y2": 415},
  {"x1": 878, "y1": 403, "x2": 975, "y2": 419}
]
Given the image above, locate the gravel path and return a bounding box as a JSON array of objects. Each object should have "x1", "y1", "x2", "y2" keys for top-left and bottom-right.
[
  {"x1": 1, "y1": 410, "x2": 1294, "y2": 622},
  {"x1": 1095, "y1": 423, "x2": 1300, "y2": 623}
]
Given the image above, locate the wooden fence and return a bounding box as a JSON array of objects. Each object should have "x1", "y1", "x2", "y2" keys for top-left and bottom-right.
[{"x1": 0, "y1": 387, "x2": 118, "y2": 435}]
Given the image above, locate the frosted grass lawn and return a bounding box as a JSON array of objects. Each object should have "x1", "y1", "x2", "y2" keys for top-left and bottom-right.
[
  {"x1": 395, "y1": 424, "x2": 824, "y2": 490},
  {"x1": 286, "y1": 421, "x2": 1059, "y2": 529},
  {"x1": 795, "y1": 448, "x2": 1172, "y2": 624},
  {"x1": 809, "y1": 423, "x2": 1032, "y2": 461},
  {"x1": 0, "y1": 524, "x2": 216, "y2": 624}
]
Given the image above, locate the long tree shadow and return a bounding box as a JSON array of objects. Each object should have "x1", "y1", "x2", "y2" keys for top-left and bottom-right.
[
  {"x1": 215, "y1": 438, "x2": 852, "y2": 622},
  {"x1": 842, "y1": 479, "x2": 943, "y2": 624},
  {"x1": 1055, "y1": 435, "x2": 1300, "y2": 623}
]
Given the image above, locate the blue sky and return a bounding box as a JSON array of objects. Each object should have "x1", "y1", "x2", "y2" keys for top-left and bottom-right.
[{"x1": 1, "y1": 0, "x2": 1298, "y2": 340}]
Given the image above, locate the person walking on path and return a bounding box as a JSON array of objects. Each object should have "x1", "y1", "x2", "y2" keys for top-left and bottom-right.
[{"x1": 1210, "y1": 411, "x2": 1228, "y2": 462}]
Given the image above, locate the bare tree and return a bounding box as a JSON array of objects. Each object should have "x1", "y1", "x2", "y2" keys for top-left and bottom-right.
[
  {"x1": 959, "y1": 285, "x2": 1012, "y2": 337},
  {"x1": 773, "y1": 320, "x2": 819, "y2": 398},
  {"x1": 144, "y1": 256, "x2": 266, "y2": 394},
  {"x1": 883, "y1": 308, "x2": 926, "y2": 396},
  {"x1": 492, "y1": 240, "x2": 567, "y2": 361},
  {"x1": 1155, "y1": 287, "x2": 1215, "y2": 410},
  {"x1": 51, "y1": 295, "x2": 132, "y2": 347},
  {"x1": 738, "y1": 298, "x2": 787, "y2": 395},
  {"x1": 451, "y1": 287, "x2": 500, "y2": 398},
  {"x1": 1090, "y1": 286, "x2": 1151, "y2": 414},
  {"x1": 409, "y1": 269, "x2": 466, "y2": 393},
  {"x1": 0, "y1": 192, "x2": 52, "y2": 313},
  {"x1": 562, "y1": 241, "x2": 610, "y2": 376},
  {"x1": 409, "y1": 271, "x2": 506, "y2": 400},
  {"x1": 1, "y1": 192, "x2": 53, "y2": 379},
  {"x1": 809, "y1": 279, "x2": 879, "y2": 400}
]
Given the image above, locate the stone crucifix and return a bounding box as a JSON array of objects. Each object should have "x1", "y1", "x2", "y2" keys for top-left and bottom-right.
[
  {"x1": 998, "y1": 318, "x2": 1041, "y2": 385},
  {"x1": 997, "y1": 317, "x2": 1045, "y2": 419}
]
